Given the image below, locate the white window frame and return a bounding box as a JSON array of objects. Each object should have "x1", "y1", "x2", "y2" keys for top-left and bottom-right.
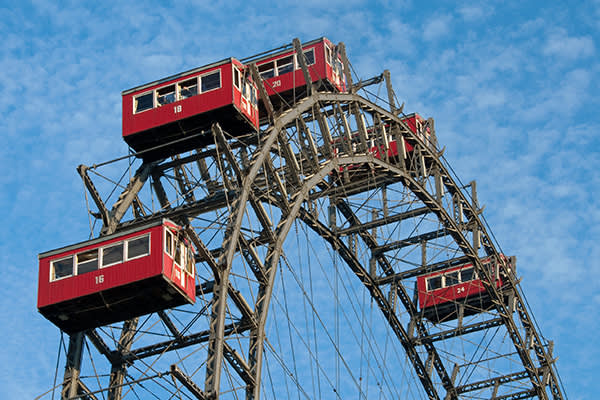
[
  {"x1": 173, "y1": 240, "x2": 184, "y2": 268},
  {"x1": 325, "y1": 44, "x2": 332, "y2": 66},
  {"x1": 177, "y1": 77, "x2": 199, "y2": 101},
  {"x1": 185, "y1": 247, "x2": 195, "y2": 277},
  {"x1": 50, "y1": 255, "x2": 74, "y2": 282},
  {"x1": 100, "y1": 241, "x2": 124, "y2": 269},
  {"x1": 258, "y1": 61, "x2": 276, "y2": 79},
  {"x1": 156, "y1": 84, "x2": 177, "y2": 106},
  {"x1": 233, "y1": 66, "x2": 241, "y2": 90},
  {"x1": 199, "y1": 70, "x2": 221, "y2": 93},
  {"x1": 125, "y1": 233, "x2": 151, "y2": 261},
  {"x1": 296, "y1": 48, "x2": 316, "y2": 69},
  {"x1": 275, "y1": 54, "x2": 294, "y2": 75},
  {"x1": 164, "y1": 228, "x2": 174, "y2": 257},
  {"x1": 75, "y1": 248, "x2": 99, "y2": 276},
  {"x1": 133, "y1": 91, "x2": 155, "y2": 114},
  {"x1": 426, "y1": 274, "x2": 443, "y2": 292}
]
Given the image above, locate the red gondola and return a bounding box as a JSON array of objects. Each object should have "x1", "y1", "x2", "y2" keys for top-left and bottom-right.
[
  {"x1": 370, "y1": 113, "x2": 431, "y2": 159},
  {"x1": 122, "y1": 58, "x2": 259, "y2": 160},
  {"x1": 332, "y1": 113, "x2": 431, "y2": 170},
  {"x1": 246, "y1": 37, "x2": 346, "y2": 113},
  {"x1": 37, "y1": 219, "x2": 196, "y2": 333},
  {"x1": 416, "y1": 255, "x2": 514, "y2": 323}
]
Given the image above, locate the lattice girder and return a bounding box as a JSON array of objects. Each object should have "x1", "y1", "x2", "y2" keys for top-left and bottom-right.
[{"x1": 58, "y1": 91, "x2": 563, "y2": 400}]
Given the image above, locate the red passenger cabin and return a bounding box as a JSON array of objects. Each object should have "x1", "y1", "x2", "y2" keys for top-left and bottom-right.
[
  {"x1": 246, "y1": 37, "x2": 346, "y2": 116},
  {"x1": 37, "y1": 219, "x2": 196, "y2": 333},
  {"x1": 416, "y1": 255, "x2": 514, "y2": 323},
  {"x1": 122, "y1": 58, "x2": 259, "y2": 160},
  {"x1": 332, "y1": 113, "x2": 431, "y2": 171},
  {"x1": 372, "y1": 113, "x2": 431, "y2": 159}
]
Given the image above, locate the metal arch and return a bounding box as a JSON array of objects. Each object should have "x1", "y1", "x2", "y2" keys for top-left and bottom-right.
[
  {"x1": 242, "y1": 156, "x2": 445, "y2": 400},
  {"x1": 231, "y1": 92, "x2": 563, "y2": 399},
  {"x1": 58, "y1": 87, "x2": 564, "y2": 400},
  {"x1": 203, "y1": 94, "x2": 327, "y2": 397},
  {"x1": 313, "y1": 92, "x2": 563, "y2": 399}
]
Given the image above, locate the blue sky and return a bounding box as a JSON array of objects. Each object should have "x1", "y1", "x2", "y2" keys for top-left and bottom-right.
[{"x1": 1, "y1": 0, "x2": 598, "y2": 398}]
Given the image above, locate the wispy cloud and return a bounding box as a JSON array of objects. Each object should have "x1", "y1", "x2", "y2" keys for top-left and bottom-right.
[
  {"x1": 1, "y1": 1, "x2": 598, "y2": 398},
  {"x1": 423, "y1": 14, "x2": 453, "y2": 41},
  {"x1": 543, "y1": 28, "x2": 595, "y2": 60}
]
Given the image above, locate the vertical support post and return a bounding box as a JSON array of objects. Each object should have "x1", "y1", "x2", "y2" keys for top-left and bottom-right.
[
  {"x1": 293, "y1": 38, "x2": 313, "y2": 97},
  {"x1": 470, "y1": 181, "x2": 480, "y2": 252},
  {"x1": 444, "y1": 364, "x2": 460, "y2": 400},
  {"x1": 375, "y1": 114, "x2": 390, "y2": 163},
  {"x1": 249, "y1": 63, "x2": 274, "y2": 121},
  {"x1": 427, "y1": 117, "x2": 438, "y2": 150},
  {"x1": 408, "y1": 281, "x2": 418, "y2": 339},
  {"x1": 337, "y1": 42, "x2": 353, "y2": 93},
  {"x1": 383, "y1": 70, "x2": 396, "y2": 114},
  {"x1": 369, "y1": 257, "x2": 377, "y2": 278},
  {"x1": 382, "y1": 185, "x2": 388, "y2": 218},
  {"x1": 108, "y1": 318, "x2": 139, "y2": 400},
  {"x1": 328, "y1": 199, "x2": 337, "y2": 232},
  {"x1": 435, "y1": 168, "x2": 444, "y2": 203},
  {"x1": 396, "y1": 131, "x2": 407, "y2": 168},
  {"x1": 337, "y1": 104, "x2": 354, "y2": 156},
  {"x1": 62, "y1": 332, "x2": 84, "y2": 399},
  {"x1": 371, "y1": 209, "x2": 378, "y2": 238},
  {"x1": 196, "y1": 155, "x2": 216, "y2": 194},
  {"x1": 453, "y1": 193, "x2": 464, "y2": 224},
  {"x1": 491, "y1": 380, "x2": 500, "y2": 398},
  {"x1": 315, "y1": 109, "x2": 334, "y2": 158},
  {"x1": 388, "y1": 280, "x2": 397, "y2": 313},
  {"x1": 351, "y1": 103, "x2": 369, "y2": 153}
]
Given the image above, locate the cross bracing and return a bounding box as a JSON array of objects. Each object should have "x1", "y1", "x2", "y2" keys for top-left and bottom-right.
[{"x1": 44, "y1": 42, "x2": 564, "y2": 400}]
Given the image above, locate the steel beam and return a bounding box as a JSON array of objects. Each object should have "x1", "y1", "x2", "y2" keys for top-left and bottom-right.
[
  {"x1": 171, "y1": 364, "x2": 209, "y2": 400},
  {"x1": 337, "y1": 205, "x2": 430, "y2": 236}
]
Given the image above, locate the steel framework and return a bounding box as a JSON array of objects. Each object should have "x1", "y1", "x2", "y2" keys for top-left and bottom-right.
[{"x1": 41, "y1": 39, "x2": 565, "y2": 400}]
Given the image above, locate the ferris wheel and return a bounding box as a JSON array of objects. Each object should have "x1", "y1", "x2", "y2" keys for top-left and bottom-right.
[{"x1": 36, "y1": 38, "x2": 566, "y2": 400}]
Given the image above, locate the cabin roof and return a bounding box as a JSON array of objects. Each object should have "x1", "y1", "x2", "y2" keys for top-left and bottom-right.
[
  {"x1": 39, "y1": 218, "x2": 177, "y2": 259},
  {"x1": 122, "y1": 57, "x2": 237, "y2": 96},
  {"x1": 240, "y1": 37, "x2": 329, "y2": 65}
]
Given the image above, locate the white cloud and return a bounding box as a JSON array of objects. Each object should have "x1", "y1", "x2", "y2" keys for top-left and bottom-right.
[
  {"x1": 458, "y1": 5, "x2": 492, "y2": 22},
  {"x1": 1, "y1": 1, "x2": 598, "y2": 398},
  {"x1": 543, "y1": 29, "x2": 595, "y2": 60},
  {"x1": 423, "y1": 14, "x2": 452, "y2": 41},
  {"x1": 521, "y1": 68, "x2": 591, "y2": 122}
]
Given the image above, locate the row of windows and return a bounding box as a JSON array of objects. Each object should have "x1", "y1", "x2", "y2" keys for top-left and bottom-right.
[
  {"x1": 257, "y1": 48, "x2": 315, "y2": 80},
  {"x1": 426, "y1": 267, "x2": 478, "y2": 292},
  {"x1": 164, "y1": 228, "x2": 194, "y2": 276},
  {"x1": 51, "y1": 235, "x2": 150, "y2": 281},
  {"x1": 134, "y1": 70, "x2": 222, "y2": 114}
]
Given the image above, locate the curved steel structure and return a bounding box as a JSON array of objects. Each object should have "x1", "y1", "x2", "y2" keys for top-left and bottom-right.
[{"x1": 44, "y1": 41, "x2": 564, "y2": 400}]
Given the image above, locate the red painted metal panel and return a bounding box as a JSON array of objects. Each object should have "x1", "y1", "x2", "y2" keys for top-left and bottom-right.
[
  {"x1": 231, "y1": 59, "x2": 260, "y2": 129},
  {"x1": 255, "y1": 38, "x2": 346, "y2": 97},
  {"x1": 37, "y1": 219, "x2": 197, "y2": 332},
  {"x1": 416, "y1": 256, "x2": 506, "y2": 311},
  {"x1": 37, "y1": 224, "x2": 162, "y2": 308},
  {"x1": 161, "y1": 222, "x2": 196, "y2": 301},
  {"x1": 122, "y1": 61, "x2": 236, "y2": 138},
  {"x1": 121, "y1": 59, "x2": 259, "y2": 159}
]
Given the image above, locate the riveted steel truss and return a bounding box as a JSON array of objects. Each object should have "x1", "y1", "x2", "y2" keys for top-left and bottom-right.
[{"x1": 50, "y1": 58, "x2": 564, "y2": 400}]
